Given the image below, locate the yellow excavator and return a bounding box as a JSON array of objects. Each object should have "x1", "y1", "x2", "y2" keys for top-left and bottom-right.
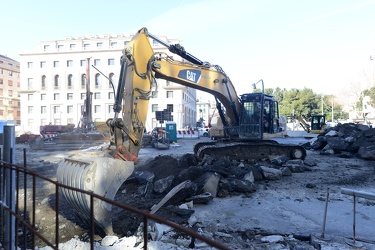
[
  {"x1": 57, "y1": 28, "x2": 306, "y2": 235},
  {"x1": 289, "y1": 115, "x2": 326, "y2": 134}
]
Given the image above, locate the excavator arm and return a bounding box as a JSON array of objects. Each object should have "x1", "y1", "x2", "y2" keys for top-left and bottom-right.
[{"x1": 108, "y1": 27, "x2": 243, "y2": 159}]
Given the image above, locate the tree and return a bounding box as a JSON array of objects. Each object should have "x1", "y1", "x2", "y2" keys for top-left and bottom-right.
[
  {"x1": 251, "y1": 87, "x2": 348, "y2": 121},
  {"x1": 363, "y1": 86, "x2": 375, "y2": 106}
]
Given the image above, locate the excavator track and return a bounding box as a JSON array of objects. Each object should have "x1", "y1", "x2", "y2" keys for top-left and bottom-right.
[{"x1": 194, "y1": 140, "x2": 306, "y2": 161}]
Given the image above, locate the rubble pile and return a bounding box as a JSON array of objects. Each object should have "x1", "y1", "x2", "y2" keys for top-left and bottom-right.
[
  {"x1": 310, "y1": 123, "x2": 375, "y2": 160},
  {"x1": 112, "y1": 153, "x2": 317, "y2": 248}
]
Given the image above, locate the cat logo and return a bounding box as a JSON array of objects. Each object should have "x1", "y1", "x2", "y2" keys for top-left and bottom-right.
[{"x1": 178, "y1": 69, "x2": 201, "y2": 84}]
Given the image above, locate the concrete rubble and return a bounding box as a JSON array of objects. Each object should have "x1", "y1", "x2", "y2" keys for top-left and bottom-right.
[
  {"x1": 111, "y1": 151, "x2": 328, "y2": 249},
  {"x1": 310, "y1": 123, "x2": 375, "y2": 160}
]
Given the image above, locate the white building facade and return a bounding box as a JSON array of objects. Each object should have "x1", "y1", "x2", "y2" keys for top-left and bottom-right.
[{"x1": 19, "y1": 33, "x2": 197, "y2": 133}]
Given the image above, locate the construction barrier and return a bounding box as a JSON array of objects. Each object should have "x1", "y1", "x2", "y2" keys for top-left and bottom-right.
[
  {"x1": 177, "y1": 129, "x2": 199, "y2": 139},
  {"x1": 41, "y1": 133, "x2": 58, "y2": 139}
]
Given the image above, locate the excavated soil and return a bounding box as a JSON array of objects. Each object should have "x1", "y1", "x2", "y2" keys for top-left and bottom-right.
[{"x1": 11, "y1": 139, "x2": 375, "y2": 249}]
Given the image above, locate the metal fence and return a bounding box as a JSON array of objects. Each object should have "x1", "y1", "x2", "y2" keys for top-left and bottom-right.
[{"x1": 0, "y1": 148, "x2": 231, "y2": 250}]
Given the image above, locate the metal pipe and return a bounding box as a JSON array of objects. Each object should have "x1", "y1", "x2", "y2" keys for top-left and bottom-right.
[
  {"x1": 55, "y1": 183, "x2": 59, "y2": 248},
  {"x1": 341, "y1": 188, "x2": 375, "y2": 200},
  {"x1": 90, "y1": 194, "x2": 94, "y2": 250},
  {"x1": 3, "y1": 125, "x2": 16, "y2": 250},
  {"x1": 320, "y1": 188, "x2": 330, "y2": 239},
  {"x1": 353, "y1": 195, "x2": 357, "y2": 242},
  {"x1": 15, "y1": 148, "x2": 19, "y2": 249},
  {"x1": 340, "y1": 188, "x2": 372, "y2": 247},
  {"x1": 23, "y1": 148, "x2": 28, "y2": 249},
  {"x1": 143, "y1": 217, "x2": 148, "y2": 250}
]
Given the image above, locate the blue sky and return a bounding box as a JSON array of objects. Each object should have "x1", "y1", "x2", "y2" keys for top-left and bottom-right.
[{"x1": 2, "y1": 0, "x2": 375, "y2": 95}]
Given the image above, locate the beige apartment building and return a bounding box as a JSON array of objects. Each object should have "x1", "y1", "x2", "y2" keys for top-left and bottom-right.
[
  {"x1": 0, "y1": 55, "x2": 21, "y2": 125},
  {"x1": 19, "y1": 33, "x2": 197, "y2": 134}
]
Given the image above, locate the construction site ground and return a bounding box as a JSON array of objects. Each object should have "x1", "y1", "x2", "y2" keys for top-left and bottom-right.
[{"x1": 11, "y1": 133, "x2": 375, "y2": 249}]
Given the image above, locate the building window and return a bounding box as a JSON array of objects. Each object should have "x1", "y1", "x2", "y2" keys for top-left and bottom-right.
[
  {"x1": 28, "y1": 119, "x2": 33, "y2": 127},
  {"x1": 67, "y1": 60, "x2": 73, "y2": 67},
  {"x1": 67, "y1": 93, "x2": 73, "y2": 100},
  {"x1": 0, "y1": 79, "x2": 2, "y2": 84},
  {"x1": 108, "y1": 105, "x2": 113, "y2": 113},
  {"x1": 94, "y1": 92, "x2": 101, "y2": 99},
  {"x1": 80, "y1": 60, "x2": 86, "y2": 67},
  {"x1": 53, "y1": 106, "x2": 60, "y2": 114},
  {"x1": 28, "y1": 94, "x2": 33, "y2": 101},
  {"x1": 152, "y1": 104, "x2": 158, "y2": 112},
  {"x1": 41, "y1": 75, "x2": 46, "y2": 89},
  {"x1": 43, "y1": 45, "x2": 49, "y2": 50},
  {"x1": 40, "y1": 61, "x2": 46, "y2": 68},
  {"x1": 28, "y1": 106, "x2": 33, "y2": 114},
  {"x1": 70, "y1": 44, "x2": 76, "y2": 49},
  {"x1": 54, "y1": 75, "x2": 59, "y2": 89},
  {"x1": 83, "y1": 43, "x2": 90, "y2": 49},
  {"x1": 166, "y1": 91, "x2": 173, "y2": 98},
  {"x1": 41, "y1": 119, "x2": 48, "y2": 125},
  {"x1": 109, "y1": 73, "x2": 114, "y2": 87},
  {"x1": 57, "y1": 45, "x2": 63, "y2": 50},
  {"x1": 53, "y1": 61, "x2": 59, "y2": 67},
  {"x1": 96, "y1": 42, "x2": 103, "y2": 48},
  {"x1": 54, "y1": 118, "x2": 61, "y2": 125},
  {"x1": 167, "y1": 104, "x2": 174, "y2": 112},
  {"x1": 27, "y1": 78, "x2": 33, "y2": 89},
  {"x1": 8, "y1": 71, "x2": 13, "y2": 76},
  {"x1": 108, "y1": 58, "x2": 115, "y2": 65},
  {"x1": 27, "y1": 62, "x2": 33, "y2": 68},
  {"x1": 124, "y1": 41, "x2": 129, "y2": 45},
  {"x1": 153, "y1": 40, "x2": 159, "y2": 46},
  {"x1": 67, "y1": 105, "x2": 73, "y2": 113},
  {"x1": 54, "y1": 93, "x2": 60, "y2": 100},
  {"x1": 41, "y1": 106, "x2": 47, "y2": 114},
  {"x1": 0, "y1": 69, "x2": 2, "y2": 74},
  {"x1": 95, "y1": 73, "x2": 100, "y2": 88},
  {"x1": 152, "y1": 91, "x2": 158, "y2": 98},
  {"x1": 110, "y1": 42, "x2": 117, "y2": 47},
  {"x1": 81, "y1": 74, "x2": 86, "y2": 88},
  {"x1": 81, "y1": 93, "x2": 86, "y2": 100},
  {"x1": 8, "y1": 90, "x2": 12, "y2": 97},
  {"x1": 68, "y1": 74, "x2": 73, "y2": 88},
  {"x1": 108, "y1": 92, "x2": 114, "y2": 99},
  {"x1": 94, "y1": 105, "x2": 101, "y2": 113},
  {"x1": 94, "y1": 59, "x2": 100, "y2": 66},
  {"x1": 41, "y1": 94, "x2": 46, "y2": 100}
]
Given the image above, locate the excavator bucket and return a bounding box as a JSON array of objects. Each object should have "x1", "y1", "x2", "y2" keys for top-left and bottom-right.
[{"x1": 56, "y1": 151, "x2": 134, "y2": 235}]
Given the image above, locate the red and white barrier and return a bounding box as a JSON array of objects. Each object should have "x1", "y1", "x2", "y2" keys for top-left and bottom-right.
[
  {"x1": 41, "y1": 133, "x2": 58, "y2": 139},
  {"x1": 177, "y1": 129, "x2": 198, "y2": 139}
]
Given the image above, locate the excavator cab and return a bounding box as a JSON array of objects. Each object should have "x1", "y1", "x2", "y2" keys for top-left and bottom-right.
[
  {"x1": 311, "y1": 115, "x2": 326, "y2": 132},
  {"x1": 238, "y1": 93, "x2": 285, "y2": 139}
]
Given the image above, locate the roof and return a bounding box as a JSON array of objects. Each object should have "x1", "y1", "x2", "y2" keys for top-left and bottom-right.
[{"x1": 0, "y1": 54, "x2": 18, "y2": 62}]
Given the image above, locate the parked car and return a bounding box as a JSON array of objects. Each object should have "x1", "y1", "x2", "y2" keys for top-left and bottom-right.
[{"x1": 197, "y1": 128, "x2": 209, "y2": 137}]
